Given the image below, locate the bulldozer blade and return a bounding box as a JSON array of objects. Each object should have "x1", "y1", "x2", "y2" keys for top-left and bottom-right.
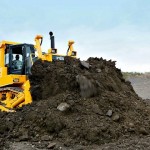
[{"x1": 0, "y1": 105, "x2": 15, "y2": 112}]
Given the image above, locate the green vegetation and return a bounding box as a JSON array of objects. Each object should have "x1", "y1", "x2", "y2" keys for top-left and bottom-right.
[{"x1": 122, "y1": 72, "x2": 144, "y2": 79}]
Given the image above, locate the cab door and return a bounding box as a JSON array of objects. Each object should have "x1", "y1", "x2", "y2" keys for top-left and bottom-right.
[{"x1": 8, "y1": 45, "x2": 23, "y2": 75}]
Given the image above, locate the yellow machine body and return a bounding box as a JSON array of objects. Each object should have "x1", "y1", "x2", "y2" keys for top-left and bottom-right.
[{"x1": 0, "y1": 33, "x2": 77, "y2": 112}]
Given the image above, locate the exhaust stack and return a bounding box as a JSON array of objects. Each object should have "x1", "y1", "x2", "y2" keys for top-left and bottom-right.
[{"x1": 49, "y1": 31, "x2": 55, "y2": 49}]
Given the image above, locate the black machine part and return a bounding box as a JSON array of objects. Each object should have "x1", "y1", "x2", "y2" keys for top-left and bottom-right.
[{"x1": 49, "y1": 31, "x2": 55, "y2": 49}]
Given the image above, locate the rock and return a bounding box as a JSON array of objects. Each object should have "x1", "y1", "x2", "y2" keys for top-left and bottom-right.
[
  {"x1": 128, "y1": 122, "x2": 134, "y2": 128},
  {"x1": 127, "y1": 122, "x2": 135, "y2": 132},
  {"x1": 112, "y1": 114, "x2": 120, "y2": 121},
  {"x1": 47, "y1": 142, "x2": 56, "y2": 149},
  {"x1": 139, "y1": 127, "x2": 148, "y2": 135},
  {"x1": 128, "y1": 127, "x2": 135, "y2": 132},
  {"x1": 57, "y1": 103, "x2": 70, "y2": 112},
  {"x1": 76, "y1": 75, "x2": 98, "y2": 98},
  {"x1": 106, "y1": 110, "x2": 113, "y2": 117},
  {"x1": 19, "y1": 132, "x2": 29, "y2": 141},
  {"x1": 96, "y1": 68, "x2": 102, "y2": 73},
  {"x1": 41, "y1": 135, "x2": 50, "y2": 141},
  {"x1": 80, "y1": 61, "x2": 90, "y2": 69},
  {"x1": 76, "y1": 116, "x2": 81, "y2": 121},
  {"x1": 92, "y1": 104, "x2": 102, "y2": 114}
]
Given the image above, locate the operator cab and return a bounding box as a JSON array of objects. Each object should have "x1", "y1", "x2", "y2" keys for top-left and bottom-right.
[{"x1": 5, "y1": 44, "x2": 36, "y2": 75}]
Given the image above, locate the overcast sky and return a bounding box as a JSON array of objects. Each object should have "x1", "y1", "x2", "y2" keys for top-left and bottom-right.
[{"x1": 1, "y1": 0, "x2": 150, "y2": 72}]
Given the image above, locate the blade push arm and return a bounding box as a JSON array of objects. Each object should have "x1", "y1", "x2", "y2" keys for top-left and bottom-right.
[{"x1": 67, "y1": 40, "x2": 77, "y2": 58}]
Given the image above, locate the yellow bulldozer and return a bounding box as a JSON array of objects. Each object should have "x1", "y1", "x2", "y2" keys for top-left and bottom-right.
[{"x1": 0, "y1": 32, "x2": 77, "y2": 112}]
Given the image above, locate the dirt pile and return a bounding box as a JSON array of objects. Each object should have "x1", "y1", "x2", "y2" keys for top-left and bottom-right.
[{"x1": 0, "y1": 57, "x2": 150, "y2": 149}]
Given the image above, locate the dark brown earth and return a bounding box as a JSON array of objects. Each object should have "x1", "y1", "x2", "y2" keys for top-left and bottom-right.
[{"x1": 1, "y1": 57, "x2": 150, "y2": 150}]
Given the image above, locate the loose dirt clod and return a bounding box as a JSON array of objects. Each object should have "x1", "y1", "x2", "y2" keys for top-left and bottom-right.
[
  {"x1": 1, "y1": 57, "x2": 150, "y2": 149},
  {"x1": 57, "y1": 103, "x2": 70, "y2": 112},
  {"x1": 106, "y1": 110, "x2": 113, "y2": 117}
]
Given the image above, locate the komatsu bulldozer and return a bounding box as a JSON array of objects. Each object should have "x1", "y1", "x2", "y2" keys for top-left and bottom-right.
[{"x1": 0, "y1": 32, "x2": 77, "y2": 112}]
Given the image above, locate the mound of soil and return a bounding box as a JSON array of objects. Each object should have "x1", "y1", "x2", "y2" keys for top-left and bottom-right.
[{"x1": 0, "y1": 57, "x2": 150, "y2": 149}]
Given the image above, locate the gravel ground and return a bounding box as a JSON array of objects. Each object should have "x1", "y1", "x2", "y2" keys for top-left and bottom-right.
[{"x1": 128, "y1": 76, "x2": 150, "y2": 99}]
